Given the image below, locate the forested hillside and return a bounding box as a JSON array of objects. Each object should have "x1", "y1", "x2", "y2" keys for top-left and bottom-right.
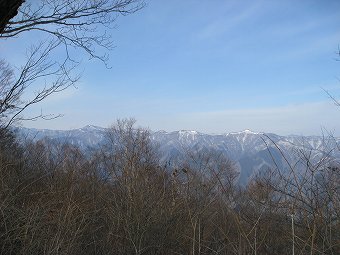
[
  {"x1": 18, "y1": 125, "x2": 340, "y2": 185},
  {"x1": 0, "y1": 119, "x2": 339, "y2": 254}
]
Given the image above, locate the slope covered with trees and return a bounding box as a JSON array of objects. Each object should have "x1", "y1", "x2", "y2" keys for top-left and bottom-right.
[{"x1": 0, "y1": 119, "x2": 339, "y2": 254}]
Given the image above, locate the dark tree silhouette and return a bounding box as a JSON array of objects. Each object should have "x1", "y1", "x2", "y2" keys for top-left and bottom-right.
[{"x1": 0, "y1": 0, "x2": 24, "y2": 34}]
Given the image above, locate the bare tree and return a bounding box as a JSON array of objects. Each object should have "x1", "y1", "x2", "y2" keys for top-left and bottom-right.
[
  {"x1": 0, "y1": 0, "x2": 144, "y2": 61},
  {"x1": 0, "y1": 0, "x2": 144, "y2": 127},
  {"x1": 260, "y1": 135, "x2": 340, "y2": 255},
  {"x1": 0, "y1": 40, "x2": 78, "y2": 128}
]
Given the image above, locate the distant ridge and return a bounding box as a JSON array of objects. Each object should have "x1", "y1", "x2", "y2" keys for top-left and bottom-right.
[{"x1": 16, "y1": 125, "x2": 340, "y2": 184}]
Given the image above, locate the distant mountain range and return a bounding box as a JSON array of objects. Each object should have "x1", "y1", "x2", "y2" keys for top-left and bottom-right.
[{"x1": 16, "y1": 125, "x2": 340, "y2": 184}]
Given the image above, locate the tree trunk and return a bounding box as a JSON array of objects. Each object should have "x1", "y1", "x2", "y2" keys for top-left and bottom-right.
[{"x1": 0, "y1": 0, "x2": 25, "y2": 34}]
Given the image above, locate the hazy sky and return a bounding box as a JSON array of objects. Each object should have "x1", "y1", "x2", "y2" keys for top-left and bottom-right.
[{"x1": 2, "y1": 0, "x2": 340, "y2": 135}]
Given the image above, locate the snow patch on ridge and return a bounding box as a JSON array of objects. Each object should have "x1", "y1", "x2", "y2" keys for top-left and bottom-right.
[{"x1": 228, "y1": 129, "x2": 260, "y2": 135}]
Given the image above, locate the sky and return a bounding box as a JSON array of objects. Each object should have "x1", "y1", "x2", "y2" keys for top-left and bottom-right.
[{"x1": 2, "y1": 0, "x2": 340, "y2": 135}]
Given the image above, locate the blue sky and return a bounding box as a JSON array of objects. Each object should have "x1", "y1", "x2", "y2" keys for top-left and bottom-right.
[{"x1": 2, "y1": 0, "x2": 340, "y2": 135}]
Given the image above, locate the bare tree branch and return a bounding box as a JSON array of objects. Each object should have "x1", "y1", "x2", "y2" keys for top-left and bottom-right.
[
  {"x1": 1, "y1": 0, "x2": 145, "y2": 62},
  {"x1": 0, "y1": 40, "x2": 79, "y2": 128},
  {"x1": 0, "y1": 0, "x2": 144, "y2": 127}
]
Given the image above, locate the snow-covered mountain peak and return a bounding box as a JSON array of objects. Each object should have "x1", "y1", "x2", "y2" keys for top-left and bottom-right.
[
  {"x1": 243, "y1": 129, "x2": 258, "y2": 134},
  {"x1": 179, "y1": 130, "x2": 198, "y2": 135},
  {"x1": 177, "y1": 130, "x2": 199, "y2": 141},
  {"x1": 79, "y1": 125, "x2": 105, "y2": 132},
  {"x1": 229, "y1": 129, "x2": 259, "y2": 135}
]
